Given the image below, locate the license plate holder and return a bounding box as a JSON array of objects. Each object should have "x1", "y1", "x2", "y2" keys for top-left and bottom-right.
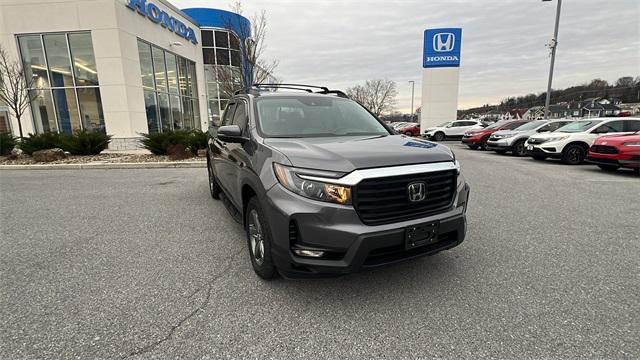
[{"x1": 405, "y1": 221, "x2": 440, "y2": 249}]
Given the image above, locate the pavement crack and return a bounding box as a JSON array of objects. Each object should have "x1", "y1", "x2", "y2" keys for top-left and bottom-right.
[{"x1": 122, "y1": 247, "x2": 245, "y2": 359}]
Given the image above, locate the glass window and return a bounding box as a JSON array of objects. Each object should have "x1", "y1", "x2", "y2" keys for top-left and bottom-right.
[
  {"x1": 18, "y1": 35, "x2": 49, "y2": 88},
  {"x1": 0, "y1": 109, "x2": 11, "y2": 133},
  {"x1": 624, "y1": 120, "x2": 640, "y2": 132},
  {"x1": 157, "y1": 92, "x2": 171, "y2": 131},
  {"x1": 182, "y1": 97, "x2": 193, "y2": 129},
  {"x1": 77, "y1": 88, "x2": 105, "y2": 133},
  {"x1": 255, "y1": 96, "x2": 389, "y2": 137},
  {"x1": 43, "y1": 34, "x2": 74, "y2": 88},
  {"x1": 203, "y1": 48, "x2": 215, "y2": 65},
  {"x1": 29, "y1": 89, "x2": 57, "y2": 133},
  {"x1": 215, "y1": 31, "x2": 229, "y2": 48},
  {"x1": 165, "y1": 53, "x2": 179, "y2": 95},
  {"x1": 170, "y1": 95, "x2": 182, "y2": 129},
  {"x1": 202, "y1": 30, "x2": 214, "y2": 47},
  {"x1": 222, "y1": 103, "x2": 236, "y2": 126},
  {"x1": 188, "y1": 61, "x2": 198, "y2": 98},
  {"x1": 232, "y1": 101, "x2": 248, "y2": 134},
  {"x1": 178, "y1": 57, "x2": 189, "y2": 97},
  {"x1": 52, "y1": 88, "x2": 81, "y2": 133},
  {"x1": 230, "y1": 50, "x2": 241, "y2": 67},
  {"x1": 229, "y1": 33, "x2": 240, "y2": 50},
  {"x1": 137, "y1": 41, "x2": 155, "y2": 90},
  {"x1": 152, "y1": 46, "x2": 167, "y2": 93},
  {"x1": 143, "y1": 90, "x2": 159, "y2": 133},
  {"x1": 216, "y1": 49, "x2": 230, "y2": 65},
  {"x1": 68, "y1": 33, "x2": 99, "y2": 86},
  {"x1": 593, "y1": 121, "x2": 624, "y2": 134},
  {"x1": 192, "y1": 99, "x2": 200, "y2": 129}
]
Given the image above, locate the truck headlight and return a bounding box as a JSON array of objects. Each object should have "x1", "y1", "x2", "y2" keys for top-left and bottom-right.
[{"x1": 273, "y1": 163, "x2": 351, "y2": 205}]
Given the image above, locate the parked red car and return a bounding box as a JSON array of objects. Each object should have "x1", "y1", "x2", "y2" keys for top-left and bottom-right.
[
  {"x1": 587, "y1": 133, "x2": 640, "y2": 174},
  {"x1": 397, "y1": 123, "x2": 420, "y2": 136},
  {"x1": 461, "y1": 120, "x2": 528, "y2": 150}
]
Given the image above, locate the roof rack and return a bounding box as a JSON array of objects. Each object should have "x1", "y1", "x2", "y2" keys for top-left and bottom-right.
[{"x1": 250, "y1": 83, "x2": 349, "y2": 98}]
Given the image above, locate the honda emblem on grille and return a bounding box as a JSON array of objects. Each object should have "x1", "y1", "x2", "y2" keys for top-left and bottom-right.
[{"x1": 407, "y1": 182, "x2": 427, "y2": 202}]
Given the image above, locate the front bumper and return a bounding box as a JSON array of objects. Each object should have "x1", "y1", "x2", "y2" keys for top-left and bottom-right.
[
  {"x1": 263, "y1": 178, "x2": 470, "y2": 278},
  {"x1": 486, "y1": 139, "x2": 512, "y2": 151},
  {"x1": 525, "y1": 143, "x2": 562, "y2": 158},
  {"x1": 461, "y1": 136, "x2": 483, "y2": 145},
  {"x1": 587, "y1": 153, "x2": 640, "y2": 169}
]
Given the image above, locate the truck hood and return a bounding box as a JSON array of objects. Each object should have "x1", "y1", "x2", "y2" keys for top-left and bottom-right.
[{"x1": 264, "y1": 135, "x2": 454, "y2": 172}]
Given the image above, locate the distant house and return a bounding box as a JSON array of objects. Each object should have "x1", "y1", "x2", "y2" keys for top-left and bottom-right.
[
  {"x1": 580, "y1": 98, "x2": 621, "y2": 117},
  {"x1": 523, "y1": 106, "x2": 544, "y2": 120}
]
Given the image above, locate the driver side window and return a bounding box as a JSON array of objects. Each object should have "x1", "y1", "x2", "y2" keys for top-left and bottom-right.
[
  {"x1": 593, "y1": 121, "x2": 624, "y2": 134},
  {"x1": 222, "y1": 103, "x2": 236, "y2": 126}
]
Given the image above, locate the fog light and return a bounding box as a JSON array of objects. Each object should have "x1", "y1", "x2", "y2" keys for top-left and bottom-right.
[{"x1": 293, "y1": 249, "x2": 325, "y2": 258}]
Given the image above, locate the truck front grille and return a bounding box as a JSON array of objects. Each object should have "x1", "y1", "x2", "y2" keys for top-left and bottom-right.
[{"x1": 353, "y1": 169, "x2": 457, "y2": 226}]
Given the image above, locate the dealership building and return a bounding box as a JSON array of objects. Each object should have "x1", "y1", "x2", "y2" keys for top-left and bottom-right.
[{"x1": 0, "y1": 0, "x2": 251, "y2": 149}]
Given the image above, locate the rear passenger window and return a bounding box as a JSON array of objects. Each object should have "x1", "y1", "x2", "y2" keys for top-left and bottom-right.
[{"x1": 625, "y1": 120, "x2": 640, "y2": 132}]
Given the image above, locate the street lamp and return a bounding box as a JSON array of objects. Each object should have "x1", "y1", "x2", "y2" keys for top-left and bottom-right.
[
  {"x1": 408, "y1": 80, "x2": 415, "y2": 121},
  {"x1": 543, "y1": 0, "x2": 562, "y2": 120}
]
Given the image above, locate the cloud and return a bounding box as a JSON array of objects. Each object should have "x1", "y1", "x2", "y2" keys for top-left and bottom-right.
[{"x1": 173, "y1": 0, "x2": 640, "y2": 111}]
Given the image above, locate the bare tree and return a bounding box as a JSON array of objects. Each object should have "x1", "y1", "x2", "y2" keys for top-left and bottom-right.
[
  {"x1": 216, "y1": 1, "x2": 279, "y2": 98},
  {"x1": 0, "y1": 45, "x2": 33, "y2": 138},
  {"x1": 346, "y1": 79, "x2": 398, "y2": 116}
]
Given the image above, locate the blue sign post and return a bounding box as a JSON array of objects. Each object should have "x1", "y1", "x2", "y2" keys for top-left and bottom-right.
[{"x1": 423, "y1": 28, "x2": 462, "y2": 68}]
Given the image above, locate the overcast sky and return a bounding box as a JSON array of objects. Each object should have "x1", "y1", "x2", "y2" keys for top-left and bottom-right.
[{"x1": 173, "y1": 0, "x2": 640, "y2": 112}]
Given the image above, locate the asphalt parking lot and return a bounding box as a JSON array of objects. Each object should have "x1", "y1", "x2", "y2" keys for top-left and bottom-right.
[{"x1": 1, "y1": 143, "x2": 638, "y2": 359}]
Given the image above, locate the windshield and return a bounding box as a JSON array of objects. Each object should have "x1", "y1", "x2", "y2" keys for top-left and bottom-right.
[
  {"x1": 513, "y1": 120, "x2": 546, "y2": 131},
  {"x1": 255, "y1": 96, "x2": 390, "y2": 137},
  {"x1": 485, "y1": 121, "x2": 506, "y2": 130},
  {"x1": 556, "y1": 120, "x2": 603, "y2": 133}
]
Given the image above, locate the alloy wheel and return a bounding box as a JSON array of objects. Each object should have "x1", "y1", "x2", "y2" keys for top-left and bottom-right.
[{"x1": 248, "y1": 209, "x2": 265, "y2": 265}]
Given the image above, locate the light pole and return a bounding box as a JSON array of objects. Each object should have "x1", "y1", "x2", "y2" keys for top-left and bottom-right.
[
  {"x1": 543, "y1": 0, "x2": 562, "y2": 119},
  {"x1": 408, "y1": 80, "x2": 415, "y2": 121}
]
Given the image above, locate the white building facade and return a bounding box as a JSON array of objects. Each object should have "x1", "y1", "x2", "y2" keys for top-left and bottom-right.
[{"x1": 0, "y1": 0, "x2": 249, "y2": 149}]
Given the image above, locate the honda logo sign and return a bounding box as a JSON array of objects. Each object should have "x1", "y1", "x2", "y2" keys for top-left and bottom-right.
[
  {"x1": 433, "y1": 32, "x2": 455, "y2": 52},
  {"x1": 423, "y1": 28, "x2": 462, "y2": 68},
  {"x1": 407, "y1": 182, "x2": 427, "y2": 202}
]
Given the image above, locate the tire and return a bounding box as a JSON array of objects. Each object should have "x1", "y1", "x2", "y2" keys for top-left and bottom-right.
[
  {"x1": 479, "y1": 136, "x2": 489, "y2": 151},
  {"x1": 403, "y1": 131, "x2": 412, "y2": 137},
  {"x1": 532, "y1": 155, "x2": 547, "y2": 161},
  {"x1": 495, "y1": 149, "x2": 507, "y2": 155},
  {"x1": 207, "y1": 156, "x2": 221, "y2": 199},
  {"x1": 561, "y1": 144, "x2": 586, "y2": 165},
  {"x1": 512, "y1": 139, "x2": 527, "y2": 157},
  {"x1": 467, "y1": 144, "x2": 479, "y2": 150},
  {"x1": 433, "y1": 132, "x2": 445, "y2": 142},
  {"x1": 597, "y1": 164, "x2": 620, "y2": 171},
  {"x1": 245, "y1": 197, "x2": 277, "y2": 280}
]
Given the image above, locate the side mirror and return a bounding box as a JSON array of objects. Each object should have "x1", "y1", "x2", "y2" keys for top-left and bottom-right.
[
  {"x1": 217, "y1": 125, "x2": 248, "y2": 143},
  {"x1": 445, "y1": 124, "x2": 453, "y2": 128}
]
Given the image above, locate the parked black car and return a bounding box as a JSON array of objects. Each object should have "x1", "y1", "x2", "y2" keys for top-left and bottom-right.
[{"x1": 207, "y1": 84, "x2": 470, "y2": 279}]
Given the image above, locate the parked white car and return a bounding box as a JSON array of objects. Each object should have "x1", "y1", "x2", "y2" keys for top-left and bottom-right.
[
  {"x1": 525, "y1": 117, "x2": 640, "y2": 164},
  {"x1": 423, "y1": 120, "x2": 484, "y2": 141},
  {"x1": 487, "y1": 119, "x2": 574, "y2": 156}
]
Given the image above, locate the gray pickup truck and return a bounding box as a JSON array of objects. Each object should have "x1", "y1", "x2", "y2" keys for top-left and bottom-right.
[{"x1": 207, "y1": 84, "x2": 470, "y2": 279}]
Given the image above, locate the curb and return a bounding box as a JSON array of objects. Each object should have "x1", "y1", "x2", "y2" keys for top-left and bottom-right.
[{"x1": 0, "y1": 161, "x2": 206, "y2": 170}]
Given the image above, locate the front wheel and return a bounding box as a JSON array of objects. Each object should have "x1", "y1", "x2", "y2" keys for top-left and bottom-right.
[
  {"x1": 597, "y1": 164, "x2": 620, "y2": 171},
  {"x1": 245, "y1": 197, "x2": 277, "y2": 280},
  {"x1": 433, "y1": 132, "x2": 445, "y2": 142},
  {"x1": 479, "y1": 137, "x2": 490, "y2": 151},
  {"x1": 512, "y1": 140, "x2": 527, "y2": 157},
  {"x1": 561, "y1": 144, "x2": 586, "y2": 165}
]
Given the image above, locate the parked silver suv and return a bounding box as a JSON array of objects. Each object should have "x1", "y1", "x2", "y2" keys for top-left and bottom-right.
[{"x1": 486, "y1": 120, "x2": 574, "y2": 156}]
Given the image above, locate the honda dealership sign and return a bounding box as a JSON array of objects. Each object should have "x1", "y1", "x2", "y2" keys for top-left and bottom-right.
[{"x1": 423, "y1": 28, "x2": 462, "y2": 68}]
